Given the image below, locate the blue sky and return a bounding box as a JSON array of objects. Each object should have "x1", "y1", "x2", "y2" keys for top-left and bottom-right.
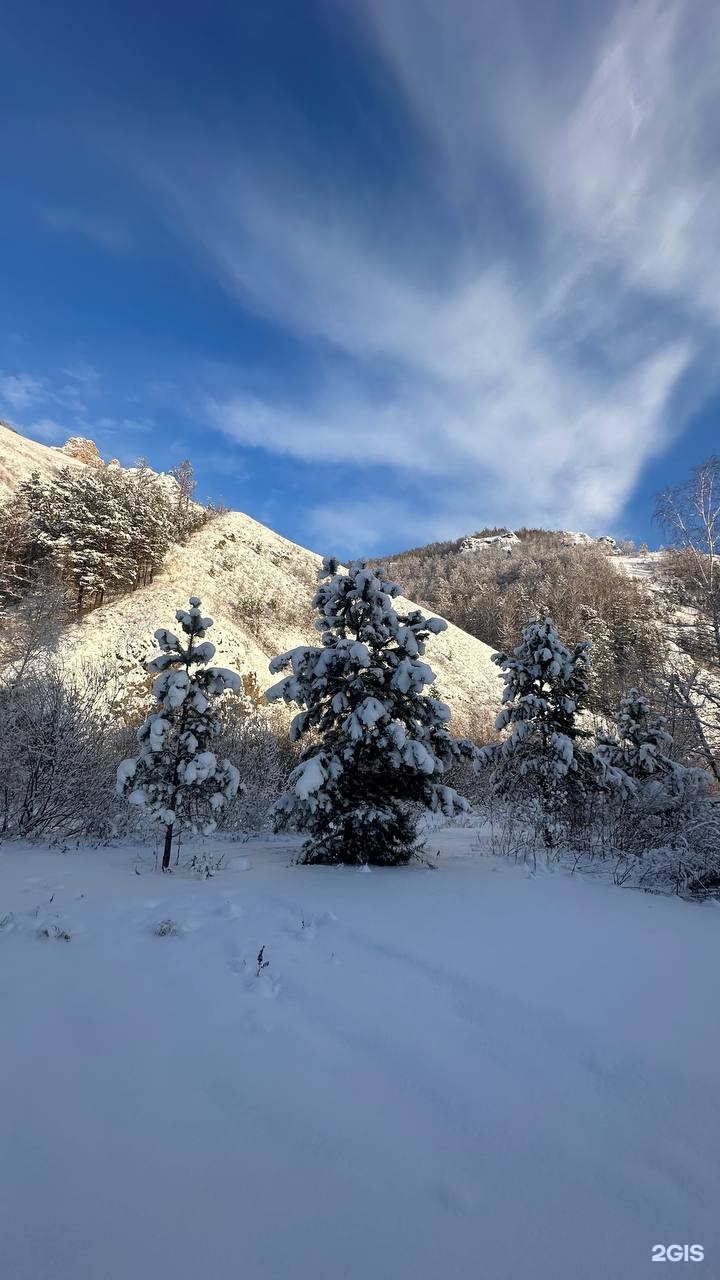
[{"x1": 1, "y1": 0, "x2": 718, "y2": 554}]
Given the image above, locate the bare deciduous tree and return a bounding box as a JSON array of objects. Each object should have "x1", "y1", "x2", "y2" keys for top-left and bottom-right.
[{"x1": 656, "y1": 456, "x2": 720, "y2": 665}]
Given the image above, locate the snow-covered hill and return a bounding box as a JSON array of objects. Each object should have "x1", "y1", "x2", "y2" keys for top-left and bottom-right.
[
  {"x1": 0, "y1": 423, "x2": 498, "y2": 723},
  {"x1": 0, "y1": 419, "x2": 87, "y2": 498},
  {"x1": 55, "y1": 509, "x2": 500, "y2": 726},
  {"x1": 616, "y1": 552, "x2": 704, "y2": 659}
]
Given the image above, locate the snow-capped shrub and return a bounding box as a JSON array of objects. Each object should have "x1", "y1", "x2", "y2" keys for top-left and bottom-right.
[
  {"x1": 213, "y1": 699, "x2": 300, "y2": 833},
  {"x1": 595, "y1": 690, "x2": 676, "y2": 781},
  {"x1": 480, "y1": 668, "x2": 720, "y2": 897},
  {"x1": 154, "y1": 918, "x2": 179, "y2": 937},
  {"x1": 478, "y1": 618, "x2": 605, "y2": 839},
  {"x1": 614, "y1": 793, "x2": 720, "y2": 899},
  {"x1": 267, "y1": 557, "x2": 475, "y2": 865},
  {"x1": 590, "y1": 688, "x2": 717, "y2": 876}
]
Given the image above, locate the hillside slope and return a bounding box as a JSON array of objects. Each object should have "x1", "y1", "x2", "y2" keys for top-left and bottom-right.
[
  {"x1": 0, "y1": 420, "x2": 86, "y2": 499},
  {"x1": 56, "y1": 511, "x2": 500, "y2": 727},
  {"x1": 0, "y1": 423, "x2": 498, "y2": 723}
]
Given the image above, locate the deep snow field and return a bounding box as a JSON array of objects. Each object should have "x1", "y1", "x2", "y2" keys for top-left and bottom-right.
[{"x1": 1, "y1": 829, "x2": 719, "y2": 1280}]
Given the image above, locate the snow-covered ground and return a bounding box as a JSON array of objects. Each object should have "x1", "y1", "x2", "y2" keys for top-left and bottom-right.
[
  {"x1": 615, "y1": 551, "x2": 664, "y2": 583},
  {"x1": 1, "y1": 830, "x2": 718, "y2": 1280}
]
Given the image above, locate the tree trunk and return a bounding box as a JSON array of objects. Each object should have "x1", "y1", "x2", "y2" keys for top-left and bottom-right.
[{"x1": 162, "y1": 823, "x2": 174, "y2": 871}]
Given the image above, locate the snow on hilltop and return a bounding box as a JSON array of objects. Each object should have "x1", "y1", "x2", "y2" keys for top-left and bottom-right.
[
  {"x1": 55, "y1": 511, "x2": 500, "y2": 728},
  {"x1": 560, "y1": 530, "x2": 618, "y2": 551},
  {"x1": 0, "y1": 418, "x2": 88, "y2": 499},
  {"x1": 0, "y1": 420, "x2": 183, "y2": 502},
  {"x1": 460, "y1": 530, "x2": 520, "y2": 554},
  {"x1": 459, "y1": 527, "x2": 618, "y2": 555}
]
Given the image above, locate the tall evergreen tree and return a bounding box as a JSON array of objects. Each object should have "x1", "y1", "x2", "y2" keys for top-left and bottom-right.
[
  {"x1": 267, "y1": 558, "x2": 474, "y2": 865},
  {"x1": 124, "y1": 460, "x2": 173, "y2": 588},
  {"x1": 13, "y1": 472, "x2": 57, "y2": 580},
  {"x1": 116, "y1": 597, "x2": 242, "y2": 869}
]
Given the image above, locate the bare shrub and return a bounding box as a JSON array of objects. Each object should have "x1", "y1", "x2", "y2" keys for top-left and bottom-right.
[
  {"x1": 213, "y1": 699, "x2": 300, "y2": 833},
  {"x1": 0, "y1": 659, "x2": 132, "y2": 839}
]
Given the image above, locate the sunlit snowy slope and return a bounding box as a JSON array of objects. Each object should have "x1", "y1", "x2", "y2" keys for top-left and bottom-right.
[
  {"x1": 0, "y1": 419, "x2": 85, "y2": 499},
  {"x1": 0, "y1": 424, "x2": 499, "y2": 725},
  {"x1": 53, "y1": 509, "x2": 500, "y2": 727}
]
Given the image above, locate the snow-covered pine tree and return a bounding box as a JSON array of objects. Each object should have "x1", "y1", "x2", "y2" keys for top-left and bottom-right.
[
  {"x1": 19, "y1": 465, "x2": 136, "y2": 609},
  {"x1": 595, "y1": 689, "x2": 676, "y2": 782},
  {"x1": 266, "y1": 557, "x2": 475, "y2": 866},
  {"x1": 0, "y1": 483, "x2": 36, "y2": 602},
  {"x1": 124, "y1": 461, "x2": 173, "y2": 589},
  {"x1": 116, "y1": 597, "x2": 242, "y2": 869},
  {"x1": 8, "y1": 463, "x2": 192, "y2": 612},
  {"x1": 481, "y1": 617, "x2": 599, "y2": 828},
  {"x1": 12, "y1": 471, "x2": 57, "y2": 586}
]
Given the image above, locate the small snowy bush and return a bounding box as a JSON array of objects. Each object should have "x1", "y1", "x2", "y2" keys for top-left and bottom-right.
[
  {"x1": 213, "y1": 700, "x2": 299, "y2": 833},
  {"x1": 593, "y1": 691, "x2": 718, "y2": 890},
  {"x1": 154, "y1": 918, "x2": 179, "y2": 937},
  {"x1": 37, "y1": 923, "x2": 72, "y2": 941}
]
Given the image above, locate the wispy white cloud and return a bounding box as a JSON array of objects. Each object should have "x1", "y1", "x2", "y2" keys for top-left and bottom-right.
[
  {"x1": 136, "y1": 0, "x2": 718, "y2": 546},
  {"x1": 0, "y1": 372, "x2": 47, "y2": 412},
  {"x1": 537, "y1": 0, "x2": 720, "y2": 317},
  {"x1": 40, "y1": 206, "x2": 132, "y2": 253},
  {"x1": 92, "y1": 415, "x2": 155, "y2": 435},
  {"x1": 0, "y1": 367, "x2": 91, "y2": 426},
  {"x1": 61, "y1": 362, "x2": 102, "y2": 393},
  {"x1": 0, "y1": 365, "x2": 112, "y2": 450},
  {"x1": 24, "y1": 417, "x2": 67, "y2": 444}
]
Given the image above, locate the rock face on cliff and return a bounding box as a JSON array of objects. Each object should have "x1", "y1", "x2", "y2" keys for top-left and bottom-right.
[
  {"x1": 460, "y1": 531, "x2": 519, "y2": 555},
  {"x1": 60, "y1": 436, "x2": 104, "y2": 466}
]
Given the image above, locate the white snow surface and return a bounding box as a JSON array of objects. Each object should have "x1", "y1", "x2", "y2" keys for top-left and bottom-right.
[{"x1": 1, "y1": 830, "x2": 718, "y2": 1280}]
